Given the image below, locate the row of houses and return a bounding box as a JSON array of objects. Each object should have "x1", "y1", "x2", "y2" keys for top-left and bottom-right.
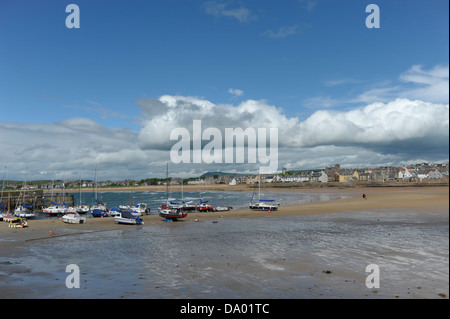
[{"x1": 228, "y1": 163, "x2": 449, "y2": 185}]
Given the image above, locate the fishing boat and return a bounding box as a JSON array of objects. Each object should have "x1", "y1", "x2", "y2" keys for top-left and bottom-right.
[
  {"x1": 195, "y1": 200, "x2": 214, "y2": 212},
  {"x1": 249, "y1": 173, "x2": 280, "y2": 211},
  {"x1": 114, "y1": 211, "x2": 144, "y2": 225},
  {"x1": 61, "y1": 211, "x2": 86, "y2": 224},
  {"x1": 159, "y1": 208, "x2": 188, "y2": 221}
]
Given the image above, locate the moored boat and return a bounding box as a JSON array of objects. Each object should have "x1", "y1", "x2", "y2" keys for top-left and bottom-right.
[
  {"x1": 76, "y1": 204, "x2": 90, "y2": 214},
  {"x1": 249, "y1": 200, "x2": 279, "y2": 211},
  {"x1": 159, "y1": 208, "x2": 188, "y2": 221},
  {"x1": 43, "y1": 204, "x2": 64, "y2": 216},
  {"x1": 9, "y1": 217, "x2": 28, "y2": 228},
  {"x1": 249, "y1": 173, "x2": 280, "y2": 211},
  {"x1": 14, "y1": 204, "x2": 36, "y2": 218},
  {"x1": 114, "y1": 211, "x2": 144, "y2": 225},
  {"x1": 61, "y1": 211, "x2": 86, "y2": 224},
  {"x1": 195, "y1": 201, "x2": 214, "y2": 212}
]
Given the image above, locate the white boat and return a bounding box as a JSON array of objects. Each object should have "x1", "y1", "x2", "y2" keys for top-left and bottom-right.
[
  {"x1": 43, "y1": 205, "x2": 64, "y2": 216},
  {"x1": 61, "y1": 211, "x2": 86, "y2": 224},
  {"x1": 76, "y1": 204, "x2": 90, "y2": 214},
  {"x1": 14, "y1": 205, "x2": 36, "y2": 218},
  {"x1": 249, "y1": 201, "x2": 279, "y2": 211},
  {"x1": 214, "y1": 206, "x2": 233, "y2": 211},
  {"x1": 114, "y1": 211, "x2": 144, "y2": 225},
  {"x1": 14, "y1": 172, "x2": 36, "y2": 218},
  {"x1": 2, "y1": 212, "x2": 16, "y2": 222},
  {"x1": 119, "y1": 203, "x2": 149, "y2": 216},
  {"x1": 249, "y1": 173, "x2": 280, "y2": 211}
]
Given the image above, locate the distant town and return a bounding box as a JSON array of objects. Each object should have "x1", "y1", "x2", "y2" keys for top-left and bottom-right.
[{"x1": 2, "y1": 161, "x2": 449, "y2": 191}]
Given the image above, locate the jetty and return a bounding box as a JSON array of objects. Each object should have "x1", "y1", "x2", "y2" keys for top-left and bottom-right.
[{"x1": 0, "y1": 190, "x2": 74, "y2": 213}]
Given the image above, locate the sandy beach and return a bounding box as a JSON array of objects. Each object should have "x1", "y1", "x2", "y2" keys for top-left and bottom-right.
[
  {"x1": 1, "y1": 186, "x2": 448, "y2": 299},
  {"x1": 1, "y1": 186, "x2": 448, "y2": 246}
]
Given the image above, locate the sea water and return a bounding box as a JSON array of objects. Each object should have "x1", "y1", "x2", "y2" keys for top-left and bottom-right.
[{"x1": 1, "y1": 199, "x2": 448, "y2": 299}]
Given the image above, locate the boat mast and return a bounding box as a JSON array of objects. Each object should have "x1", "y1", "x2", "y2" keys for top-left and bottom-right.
[
  {"x1": 94, "y1": 165, "x2": 98, "y2": 202},
  {"x1": 79, "y1": 172, "x2": 82, "y2": 206},
  {"x1": 258, "y1": 172, "x2": 261, "y2": 201},
  {"x1": 166, "y1": 162, "x2": 169, "y2": 204},
  {"x1": 1, "y1": 166, "x2": 6, "y2": 207}
]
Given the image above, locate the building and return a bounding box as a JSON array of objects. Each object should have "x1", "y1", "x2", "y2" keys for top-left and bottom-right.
[
  {"x1": 336, "y1": 169, "x2": 359, "y2": 182},
  {"x1": 310, "y1": 171, "x2": 329, "y2": 183}
]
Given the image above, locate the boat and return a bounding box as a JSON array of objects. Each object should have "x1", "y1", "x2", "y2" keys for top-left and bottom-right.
[
  {"x1": 2, "y1": 212, "x2": 15, "y2": 222},
  {"x1": 14, "y1": 204, "x2": 36, "y2": 218},
  {"x1": 75, "y1": 172, "x2": 90, "y2": 214},
  {"x1": 43, "y1": 202, "x2": 65, "y2": 216},
  {"x1": 249, "y1": 200, "x2": 279, "y2": 211},
  {"x1": 249, "y1": 173, "x2": 280, "y2": 211},
  {"x1": 214, "y1": 206, "x2": 233, "y2": 212},
  {"x1": 119, "y1": 203, "x2": 149, "y2": 216},
  {"x1": 91, "y1": 205, "x2": 109, "y2": 218},
  {"x1": 9, "y1": 217, "x2": 28, "y2": 228},
  {"x1": 109, "y1": 207, "x2": 121, "y2": 217},
  {"x1": 195, "y1": 200, "x2": 214, "y2": 212},
  {"x1": 159, "y1": 208, "x2": 188, "y2": 221},
  {"x1": 14, "y1": 172, "x2": 36, "y2": 218},
  {"x1": 181, "y1": 200, "x2": 196, "y2": 210},
  {"x1": 76, "y1": 204, "x2": 90, "y2": 214},
  {"x1": 90, "y1": 167, "x2": 109, "y2": 217},
  {"x1": 158, "y1": 163, "x2": 188, "y2": 221},
  {"x1": 114, "y1": 211, "x2": 144, "y2": 225},
  {"x1": 61, "y1": 211, "x2": 86, "y2": 224}
]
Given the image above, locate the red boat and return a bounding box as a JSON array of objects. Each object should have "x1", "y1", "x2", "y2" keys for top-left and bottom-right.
[
  {"x1": 159, "y1": 208, "x2": 188, "y2": 221},
  {"x1": 159, "y1": 163, "x2": 188, "y2": 221},
  {"x1": 195, "y1": 202, "x2": 214, "y2": 212}
]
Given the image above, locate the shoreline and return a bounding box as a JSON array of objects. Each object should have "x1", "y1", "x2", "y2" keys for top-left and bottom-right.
[
  {"x1": 39, "y1": 181, "x2": 449, "y2": 193},
  {"x1": 1, "y1": 186, "x2": 448, "y2": 245}
]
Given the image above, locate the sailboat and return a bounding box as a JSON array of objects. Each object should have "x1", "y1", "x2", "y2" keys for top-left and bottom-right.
[
  {"x1": 249, "y1": 173, "x2": 280, "y2": 211},
  {"x1": 75, "y1": 173, "x2": 89, "y2": 214},
  {"x1": 43, "y1": 171, "x2": 64, "y2": 216},
  {"x1": 14, "y1": 171, "x2": 36, "y2": 218},
  {"x1": 119, "y1": 191, "x2": 150, "y2": 216},
  {"x1": 90, "y1": 166, "x2": 109, "y2": 217},
  {"x1": 158, "y1": 163, "x2": 187, "y2": 221}
]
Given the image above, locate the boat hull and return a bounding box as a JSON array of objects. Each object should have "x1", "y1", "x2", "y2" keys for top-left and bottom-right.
[
  {"x1": 249, "y1": 204, "x2": 279, "y2": 211},
  {"x1": 115, "y1": 217, "x2": 144, "y2": 225},
  {"x1": 159, "y1": 210, "x2": 188, "y2": 220}
]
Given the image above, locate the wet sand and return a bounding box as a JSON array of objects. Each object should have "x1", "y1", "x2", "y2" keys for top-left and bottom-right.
[
  {"x1": 1, "y1": 186, "x2": 447, "y2": 247},
  {"x1": 1, "y1": 186, "x2": 448, "y2": 299}
]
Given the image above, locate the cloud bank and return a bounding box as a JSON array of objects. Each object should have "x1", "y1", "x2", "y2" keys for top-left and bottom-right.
[{"x1": 2, "y1": 65, "x2": 448, "y2": 180}]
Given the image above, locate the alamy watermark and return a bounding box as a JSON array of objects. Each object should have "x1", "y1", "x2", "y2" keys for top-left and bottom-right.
[
  {"x1": 65, "y1": 264, "x2": 80, "y2": 289},
  {"x1": 365, "y1": 264, "x2": 380, "y2": 289},
  {"x1": 169, "y1": 120, "x2": 278, "y2": 174}
]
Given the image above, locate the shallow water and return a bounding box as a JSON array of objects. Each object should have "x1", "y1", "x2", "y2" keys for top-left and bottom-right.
[{"x1": 1, "y1": 206, "x2": 448, "y2": 299}]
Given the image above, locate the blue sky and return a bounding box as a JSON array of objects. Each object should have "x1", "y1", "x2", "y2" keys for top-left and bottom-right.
[{"x1": 0, "y1": 0, "x2": 448, "y2": 180}]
